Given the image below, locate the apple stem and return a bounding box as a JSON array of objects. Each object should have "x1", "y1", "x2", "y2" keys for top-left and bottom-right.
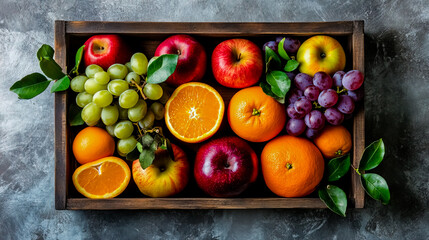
[{"x1": 252, "y1": 108, "x2": 260, "y2": 116}]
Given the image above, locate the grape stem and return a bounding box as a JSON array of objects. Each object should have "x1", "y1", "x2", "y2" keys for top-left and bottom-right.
[
  {"x1": 131, "y1": 79, "x2": 148, "y2": 100},
  {"x1": 336, "y1": 87, "x2": 348, "y2": 95},
  {"x1": 351, "y1": 165, "x2": 361, "y2": 176}
]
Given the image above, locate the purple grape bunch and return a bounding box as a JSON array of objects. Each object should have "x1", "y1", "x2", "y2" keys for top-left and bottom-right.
[{"x1": 284, "y1": 69, "x2": 365, "y2": 138}]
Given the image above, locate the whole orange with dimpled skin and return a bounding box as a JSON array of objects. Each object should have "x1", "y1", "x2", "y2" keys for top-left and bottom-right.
[
  {"x1": 261, "y1": 135, "x2": 324, "y2": 197},
  {"x1": 313, "y1": 125, "x2": 352, "y2": 159},
  {"x1": 72, "y1": 127, "x2": 115, "y2": 165},
  {"x1": 228, "y1": 86, "x2": 286, "y2": 142}
]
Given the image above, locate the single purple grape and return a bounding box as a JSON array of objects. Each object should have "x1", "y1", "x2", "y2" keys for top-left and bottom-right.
[
  {"x1": 332, "y1": 71, "x2": 345, "y2": 88},
  {"x1": 294, "y1": 97, "x2": 312, "y2": 114},
  {"x1": 287, "y1": 88, "x2": 303, "y2": 104},
  {"x1": 342, "y1": 70, "x2": 364, "y2": 90},
  {"x1": 286, "y1": 72, "x2": 296, "y2": 81},
  {"x1": 304, "y1": 85, "x2": 320, "y2": 101},
  {"x1": 281, "y1": 37, "x2": 301, "y2": 54},
  {"x1": 304, "y1": 110, "x2": 325, "y2": 130},
  {"x1": 294, "y1": 73, "x2": 313, "y2": 91},
  {"x1": 318, "y1": 89, "x2": 339, "y2": 108},
  {"x1": 324, "y1": 108, "x2": 344, "y2": 125},
  {"x1": 313, "y1": 72, "x2": 333, "y2": 91},
  {"x1": 305, "y1": 128, "x2": 321, "y2": 139},
  {"x1": 347, "y1": 87, "x2": 364, "y2": 102},
  {"x1": 275, "y1": 36, "x2": 284, "y2": 44},
  {"x1": 337, "y1": 95, "x2": 355, "y2": 114},
  {"x1": 263, "y1": 41, "x2": 278, "y2": 53},
  {"x1": 287, "y1": 103, "x2": 305, "y2": 119},
  {"x1": 286, "y1": 118, "x2": 306, "y2": 136}
]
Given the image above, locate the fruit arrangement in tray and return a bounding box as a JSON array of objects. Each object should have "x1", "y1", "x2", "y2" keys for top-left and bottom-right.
[{"x1": 10, "y1": 26, "x2": 390, "y2": 216}]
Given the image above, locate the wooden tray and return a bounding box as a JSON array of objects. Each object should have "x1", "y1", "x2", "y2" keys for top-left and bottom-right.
[{"x1": 54, "y1": 21, "x2": 365, "y2": 210}]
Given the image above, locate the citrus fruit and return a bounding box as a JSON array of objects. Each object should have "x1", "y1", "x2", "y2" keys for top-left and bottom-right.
[
  {"x1": 261, "y1": 135, "x2": 324, "y2": 197},
  {"x1": 72, "y1": 156, "x2": 131, "y2": 199},
  {"x1": 72, "y1": 126, "x2": 115, "y2": 164},
  {"x1": 165, "y1": 82, "x2": 224, "y2": 143},
  {"x1": 313, "y1": 125, "x2": 352, "y2": 159},
  {"x1": 228, "y1": 86, "x2": 286, "y2": 142}
]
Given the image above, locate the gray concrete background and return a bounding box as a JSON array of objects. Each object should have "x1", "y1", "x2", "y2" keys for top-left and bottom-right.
[{"x1": 0, "y1": 0, "x2": 428, "y2": 239}]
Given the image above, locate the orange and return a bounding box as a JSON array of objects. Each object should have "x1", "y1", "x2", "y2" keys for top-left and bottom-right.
[
  {"x1": 313, "y1": 125, "x2": 352, "y2": 159},
  {"x1": 261, "y1": 135, "x2": 324, "y2": 197},
  {"x1": 72, "y1": 156, "x2": 131, "y2": 199},
  {"x1": 228, "y1": 86, "x2": 286, "y2": 142},
  {"x1": 165, "y1": 82, "x2": 224, "y2": 143},
  {"x1": 72, "y1": 126, "x2": 115, "y2": 164}
]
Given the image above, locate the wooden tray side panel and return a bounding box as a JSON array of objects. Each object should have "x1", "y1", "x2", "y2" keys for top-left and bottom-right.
[
  {"x1": 351, "y1": 21, "x2": 365, "y2": 208},
  {"x1": 54, "y1": 20, "x2": 69, "y2": 210}
]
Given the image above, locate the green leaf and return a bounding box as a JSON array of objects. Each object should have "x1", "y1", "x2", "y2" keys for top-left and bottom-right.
[
  {"x1": 126, "y1": 147, "x2": 140, "y2": 161},
  {"x1": 318, "y1": 185, "x2": 347, "y2": 217},
  {"x1": 10, "y1": 73, "x2": 50, "y2": 99},
  {"x1": 361, "y1": 173, "x2": 390, "y2": 205},
  {"x1": 260, "y1": 81, "x2": 277, "y2": 98},
  {"x1": 139, "y1": 149, "x2": 155, "y2": 169},
  {"x1": 67, "y1": 103, "x2": 84, "y2": 126},
  {"x1": 150, "y1": 139, "x2": 159, "y2": 152},
  {"x1": 136, "y1": 142, "x2": 143, "y2": 152},
  {"x1": 327, "y1": 154, "x2": 351, "y2": 182},
  {"x1": 359, "y1": 139, "x2": 385, "y2": 171},
  {"x1": 71, "y1": 45, "x2": 85, "y2": 75},
  {"x1": 50, "y1": 75, "x2": 70, "y2": 93},
  {"x1": 39, "y1": 57, "x2": 65, "y2": 80},
  {"x1": 278, "y1": 38, "x2": 291, "y2": 60},
  {"x1": 37, "y1": 44, "x2": 54, "y2": 61},
  {"x1": 266, "y1": 71, "x2": 291, "y2": 98},
  {"x1": 141, "y1": 134, "x2": 154, "y2": 148},
  {"x1": 265, "y1": 47, "x2": 281, "y2": 71},
  {"x1": 284, "y1": 59, "x2": 300, "y2": 72},
  {"x1": 147, "y1": 54, "x2": 178, "y2": 84}
]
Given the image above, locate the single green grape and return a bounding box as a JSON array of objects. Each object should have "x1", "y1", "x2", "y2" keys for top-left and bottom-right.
[
  {"x1": 119, "y1": 89, "x2": 139, "y2": 109},
  {"x1": 131, "y1": 52, "x2": 148, "y2": 75},
  {"x1": 143, "y1": 83, "x2": 163, "y2": 100},
  {"x1": 70, "y1": 75, "x2": 88, "y2": 93},
  {"x1": 125, "y1": 62, "x2": 133, "y2": 72},
  {"x1": 138, "y1": 110, "x2": 155, "y2": 130},
  {"x1": 125, "y1": 72, "x2": 141, "y2": 85},
  {"x1": 76, "y1": 92, "x2": 93, "y2": 108},
  {"x1": 106, "y1": 124, "x2": 116, "y2": 137},
  {"x1": 118, "y1": 104, "x2": 129, "y2": 120},
  {"x1": 93, "y1": 90, "x2": 113, "y2": 108},
  {"x1": 94, "y1": 71, "x2": 110, "y2": 85},
  {"x1": 158, "y1": 90, "x2": 170, "y2": 104},
  {"x1": 84, "y1": 78, "x2": 107, "y2": 94},
  {"x1": 85, "y1": 64, "x2": 103, "y2": 78},
  {"x1": 128, "y1": 99, "x2": 147, "y2": 122},
  {"x1": 108, "y1": 79, "x2": 129, "y2": 96},
  {"x1": 101, "y1": 105, "x2": 119, "y2": 126},
  {"x1": 150, "y1": 102, "x2": 165, "y2": 120},
  {"x1": 114, "y1": 120, "x2": 134, "y2": 139},
  {"x1": 117, "y1": 136, "x2": 138, "y2": 156},
  {"x1": 81, "y1": 102, "x2": 101, "y2": 124},
  {"x1": 107, "y1": 63, "x2": 128, "y2": 80}
]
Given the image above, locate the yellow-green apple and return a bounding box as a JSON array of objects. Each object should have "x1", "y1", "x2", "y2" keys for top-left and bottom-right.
[
  {"x1": 154, "y1": 35, "x2": 207, "y2": 86},
  {"x1": 194, "y1": 136, "x2": 258, "y2": 197},
  {"x1": 83, "y1": 34, "x2": 132, "y2": 70},
  {"x1": 296, "y1": 35, "x2": 346, "y2": 77},
  {"x1": 212, "y1": 39, "x2": 263, "y2": 88},
  {"x1": 132, "y1": 144, "x2": 189, "y2": 197}
]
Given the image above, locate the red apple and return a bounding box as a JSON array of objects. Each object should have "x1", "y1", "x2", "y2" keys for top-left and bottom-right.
[
  {"x1": 154, "y1": 35, "x2": 207, "y2": 86},
  {"x1": 132, "y1": 144, "x2": 189, "y2": 197},
  {"x1": 194, "y1": 136, "x2": 258, "y2": 197},
  {"x1": 212, "y1": 39, "x2": 263, "y2": 88},
  {"x1": 83, "y1": 34, "x2": 132, "y2": 70}
]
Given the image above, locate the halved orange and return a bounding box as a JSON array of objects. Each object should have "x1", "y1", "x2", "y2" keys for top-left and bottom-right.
[
  {"x1": 165, "y1": 82, "x2": 224, "y2": 143},
  {"x1": 72, "y1": 156, "x2": 131, "y2": 199}
]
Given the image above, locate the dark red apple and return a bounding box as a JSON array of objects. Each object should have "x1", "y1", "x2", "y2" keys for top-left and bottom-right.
[
  {"x1": 154, "y1": 35, "x2": 207, "y2": 86},
  {"x1": 194, "y1": 136, "x2": 258, "y2": 197},
  {"x1": 212, "y1": 39, "x2": 263, "y2": 88},
  {"x1": 83, "y1": 34, "x2": 132, "y2": 70}
]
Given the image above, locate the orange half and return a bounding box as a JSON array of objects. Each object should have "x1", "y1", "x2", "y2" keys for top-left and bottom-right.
[
  {"x1": 72, "y1": 156, "x2": 131, "y2": 199},
  {"x1": 165, "y1": 82, "x2": 224, "y2": 143}
]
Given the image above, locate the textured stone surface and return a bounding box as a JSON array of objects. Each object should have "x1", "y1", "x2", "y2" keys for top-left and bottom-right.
[{"x1": 0, "y1": 0, "x2": 428, "y2": 239}]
